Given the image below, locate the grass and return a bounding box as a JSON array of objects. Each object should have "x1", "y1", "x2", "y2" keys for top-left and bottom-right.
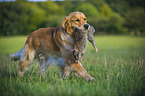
[{"x1": 0, "y1": 35, "x2": 145, "y2": 96}]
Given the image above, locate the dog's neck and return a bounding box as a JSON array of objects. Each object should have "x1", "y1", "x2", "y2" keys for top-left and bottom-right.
[{"x1": 59, "y1": 26, "x2": 74, "y2": 45}]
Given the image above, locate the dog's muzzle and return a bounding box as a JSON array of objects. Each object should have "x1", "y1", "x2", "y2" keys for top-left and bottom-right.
[{"x1": 83, "y1": 24, "x2": 89, "y2": 30}]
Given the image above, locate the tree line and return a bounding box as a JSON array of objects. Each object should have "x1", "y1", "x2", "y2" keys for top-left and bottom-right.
[{"x1": 0, "y1": 0, "x2": 145, "y2": 36}]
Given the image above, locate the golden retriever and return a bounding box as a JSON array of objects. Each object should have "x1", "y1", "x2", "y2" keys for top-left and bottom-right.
[{"x1": 10, "y1": 12, "x2": 97, "y2": 81}]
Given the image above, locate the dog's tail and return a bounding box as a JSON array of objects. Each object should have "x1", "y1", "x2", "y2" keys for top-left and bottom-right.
[{"x1": 9, "y1": 46, "x2": 24, "y2": 61}]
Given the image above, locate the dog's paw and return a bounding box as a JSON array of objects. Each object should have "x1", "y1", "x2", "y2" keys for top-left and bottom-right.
[
  {"x1": 18, "y1": 71, "x2": 24, "y2": 77},
  {"x1": 84, "y1": 76, "x2": 95, "y2": 81}
]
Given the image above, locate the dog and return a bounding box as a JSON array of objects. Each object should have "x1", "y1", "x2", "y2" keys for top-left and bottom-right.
[
  {"x1": 37, "y1": 25, "x2": 97, "y2": 78},
  {"x1": 10, "y1": 12, "x2": 97, "y2": 81}
]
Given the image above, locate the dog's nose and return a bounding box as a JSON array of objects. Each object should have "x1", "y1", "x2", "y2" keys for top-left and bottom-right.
[{"x1": 84, "y1": 24, "x2": 89, "y2": 29}]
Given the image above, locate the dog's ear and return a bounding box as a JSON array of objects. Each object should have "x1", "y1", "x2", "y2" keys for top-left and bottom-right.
[
  {"x1": 62, "y1": 16, "x2": 74, "y2": 35},
  {"x1": 62, "y1": 16, "x2": 69, "y2": 29}
]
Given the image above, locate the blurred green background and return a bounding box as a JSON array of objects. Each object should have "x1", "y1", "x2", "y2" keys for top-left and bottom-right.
[{"x1": 0, "y1": 0, "x2": 145, "y2": 36}]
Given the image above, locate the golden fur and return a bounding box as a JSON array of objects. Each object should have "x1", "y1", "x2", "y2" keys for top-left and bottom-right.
[{"x1": 10, "y1": 12, "x2": 96, "y2": 81}]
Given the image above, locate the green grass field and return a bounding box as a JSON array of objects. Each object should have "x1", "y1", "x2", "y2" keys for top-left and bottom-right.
[{"x1": 0, "y1": 36, "x2": 145, "y2": 96}]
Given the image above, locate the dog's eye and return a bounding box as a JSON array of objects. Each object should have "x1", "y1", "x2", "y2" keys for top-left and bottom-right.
[
  {"x1": 84, "y1": 18, "x2": 86, "y2": 20},
  {"x1": 75, "y1": 19, "x2": 79, "y2": 22}
]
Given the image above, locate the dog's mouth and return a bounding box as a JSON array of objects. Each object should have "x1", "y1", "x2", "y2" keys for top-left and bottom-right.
[{"x1": 74, "y1": 24, "x2": 89, "y2": 31}]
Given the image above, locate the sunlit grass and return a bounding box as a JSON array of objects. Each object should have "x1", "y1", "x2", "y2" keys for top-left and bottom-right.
[
  {"x1": 0, "y1": 36, "x2": 145, "y2": 96},
  {"x1": 0, "y1": 36, "x2": 27, "y2": 54},
  {"x1": 88, "y1": 35, "x2": 145, "y2": 51}
]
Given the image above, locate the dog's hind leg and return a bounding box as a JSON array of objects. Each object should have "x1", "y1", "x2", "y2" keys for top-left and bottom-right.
[
  {"x1": 38, "y1": 55, "x2": 55, "y2": 75},
  {"x1": 9, "y1": 46, "x2": 24, "y2": 61},
  {"x1": 18, "y1": 45, "x2": 35, "y2": 77},
  {"x1": 59, "y1": 66, "x2": 72, "y2": 78},
  {"x1": 59, "y1": 66, "x2": 65, "y2": 77},
  {"x1": 37, "y1": 54, "x2": 46, "y2": 75}
]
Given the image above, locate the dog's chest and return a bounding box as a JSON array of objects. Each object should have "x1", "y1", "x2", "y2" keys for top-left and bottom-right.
[
  {"x1": 45, "y1": 55, "x2": 65, "y2": 67},
  {"x1": 60, "y1": 31, "x2": 74, "y2": 50}
]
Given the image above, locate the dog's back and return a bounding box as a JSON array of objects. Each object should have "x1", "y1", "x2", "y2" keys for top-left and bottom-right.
[{"x1": 10, "y1": 27, "x2": 60, "y2": 61}]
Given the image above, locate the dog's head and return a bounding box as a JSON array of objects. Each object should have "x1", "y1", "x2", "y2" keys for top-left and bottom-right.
[{"x1": 62, "y1": 12, "x2": 89, "y2": 35}]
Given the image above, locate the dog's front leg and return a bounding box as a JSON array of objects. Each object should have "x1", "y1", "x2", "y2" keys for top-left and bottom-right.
[
  {"x1": 70, "y1": 61, "x2": 95, "y2": 81},
  {"x1": 59, "y1": 66, "x2": 71, "y2": 78}
]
